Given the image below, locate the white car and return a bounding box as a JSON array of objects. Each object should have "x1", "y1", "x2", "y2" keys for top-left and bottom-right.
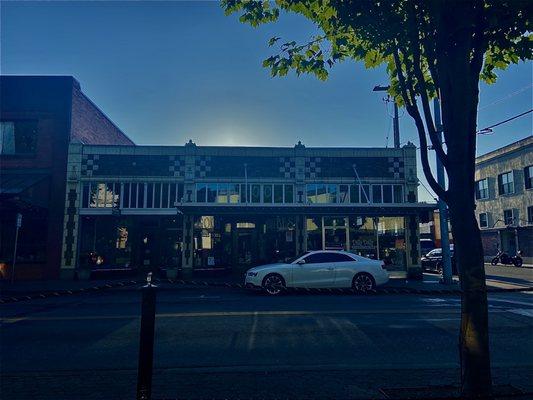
[{"x1": 244, "y1": 250, "x2": 389, "y2": 295}]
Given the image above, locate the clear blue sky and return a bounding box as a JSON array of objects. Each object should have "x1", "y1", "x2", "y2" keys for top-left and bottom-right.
[{"x1": 2, "y1": 1, "x2": 531, "y2": 200}]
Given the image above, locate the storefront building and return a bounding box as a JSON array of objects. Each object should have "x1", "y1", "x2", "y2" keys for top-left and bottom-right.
[{"x1": 60, "y1": 140, "x2": 435, "y2": 279}]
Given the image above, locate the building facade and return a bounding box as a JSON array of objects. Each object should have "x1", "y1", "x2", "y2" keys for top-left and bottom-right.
[
  {"x1": 475, "y1": 136, "x2": 533, "y2": 263},
  {"x1": 0, "y1": 76, "x2": 134, "y2": 279},
  {"x1": 60, "y1": 140, "x2": 435, "y2": 279}
]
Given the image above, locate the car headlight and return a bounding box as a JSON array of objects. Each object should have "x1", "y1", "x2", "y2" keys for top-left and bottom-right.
[{"x1": 247, "y1": 271, "x2": 258, "y2": 277}]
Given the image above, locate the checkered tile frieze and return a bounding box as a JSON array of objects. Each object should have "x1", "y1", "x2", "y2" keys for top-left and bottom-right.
[
  {"x1": 168, "y1": 156, "x2": 186, "y2": 177},
  {"x1": 305, "y1": 157, "x2": 321, "y2": 179},
  {"x1": 195, "y1": 156, "x2": 212, "y2": 178},
  {"x1": 81, "y1": 154, "x2": 99, "y2": 177},
  {"x1": 388, "y1": 157, "x2": 405, "y2": 179},
  {"x1": 279, "y1": 157, "x2": 296, "y2": 179}
]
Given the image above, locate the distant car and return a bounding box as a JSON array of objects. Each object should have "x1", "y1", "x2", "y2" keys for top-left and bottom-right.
[
  {"x1": 244, "y1": 250, "x2": 389, "y2": 295},
  {"x1": 421, "y1": 246, "x2": 459, "y2": 275},
  {"x1": 420, "y1": 238, "x2": 436, "y2": 256}
]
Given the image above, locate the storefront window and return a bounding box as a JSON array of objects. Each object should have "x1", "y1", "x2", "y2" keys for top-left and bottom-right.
[
  {"x1": 196, "y1": 183, "x2": 207, "y2": 203},
  {"x1": 306, "y1": 216, "x2": 322, "y2": 250},
  {"x1": 284, "y1": 185, "x2": 294, "y2": 203},
  {"x1": 206, "y1": 183, "x2": 217, "y2": 202},
  {"x1": 274, "y1": 184, "x2": 283, "y2": 203}
]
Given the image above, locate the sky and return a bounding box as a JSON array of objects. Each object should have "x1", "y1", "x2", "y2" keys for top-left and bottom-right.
[{"x1": 1, "y1": 1, "x2": 532, "y2": 201}]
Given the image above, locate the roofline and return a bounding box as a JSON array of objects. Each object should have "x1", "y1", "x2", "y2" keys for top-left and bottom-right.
[{"x1": 476, "y1": 136, "x2": 533, "y2": 165}]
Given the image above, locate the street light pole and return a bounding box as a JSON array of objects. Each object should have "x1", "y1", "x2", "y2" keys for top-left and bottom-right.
[{"x1": 433, "y1": 98, "x2": 453, "y2": 285}]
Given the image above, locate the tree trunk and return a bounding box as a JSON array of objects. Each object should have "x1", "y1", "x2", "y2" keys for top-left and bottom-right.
[{"x1": 448, "y1": 194, "x2": 492, "y2": 397}]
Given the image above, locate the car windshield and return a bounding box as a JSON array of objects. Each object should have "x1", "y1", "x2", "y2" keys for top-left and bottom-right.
[
  {"x1": 285, "y1": 252, "x2": 309, "y2": 264},
  {"x1": 427, "y1": 249, "x2": 442, "y2": 256}
]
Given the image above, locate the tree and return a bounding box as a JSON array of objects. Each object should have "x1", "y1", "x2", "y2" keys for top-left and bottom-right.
[{"x1": 222, "y1": 0, "x2": 532, "y2": 397}]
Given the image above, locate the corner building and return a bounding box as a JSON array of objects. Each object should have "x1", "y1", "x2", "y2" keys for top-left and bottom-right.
[{"x1": 61, "y1": 140, "x2": 435, "y2": 279}]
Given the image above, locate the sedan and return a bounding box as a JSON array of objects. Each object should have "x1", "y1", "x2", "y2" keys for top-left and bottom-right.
[
  {"x1": 421, "y1": 246, "x2": 458, "y2": 275},
  {"x1": 244, "y1": 250, "x2": 389, "y2": 295}
]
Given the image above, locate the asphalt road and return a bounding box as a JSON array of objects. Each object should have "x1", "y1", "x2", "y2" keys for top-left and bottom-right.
[{"x1": 1, "y1": 279, "x2": 532, "y2": 400}]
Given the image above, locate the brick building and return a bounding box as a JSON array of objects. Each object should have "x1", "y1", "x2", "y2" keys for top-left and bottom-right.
[
  {"x1": 60, "y1": 140, "x2": 435, "y2": 280},
  {"x1": 0, "y1": 76, "x2": 134, "y2": 280},
  {"x1": 475, "y1": 136, "x2": 533, "y2": 264}
]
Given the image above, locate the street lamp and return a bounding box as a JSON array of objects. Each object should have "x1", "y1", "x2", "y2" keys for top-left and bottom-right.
[{"x1": 373, "y1": 84, "x2": 400, "y2": 149}]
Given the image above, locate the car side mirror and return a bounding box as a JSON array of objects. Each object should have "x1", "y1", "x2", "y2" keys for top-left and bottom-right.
[{"x1": 296, "y1": 260, "x2": 306, "y2": 265}]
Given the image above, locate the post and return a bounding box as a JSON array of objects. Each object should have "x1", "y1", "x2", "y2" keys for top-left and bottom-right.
[
  {"x1": 393, "y1": 102, "x2": 400, "y2": 148},
  {"x1": 137, "y1": 273, "x2": 157, "y2": 400},
  {"x1": 11, "y1": 213, "x2": 22, "y2": 284},
  {"x1": 434, "y1": 98, "x2": 453, "y2": 285}
]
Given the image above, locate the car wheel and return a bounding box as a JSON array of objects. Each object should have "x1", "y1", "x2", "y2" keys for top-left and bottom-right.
[
  {"x1": 436, "y1": 262, "x2": 443, "y2": 274},
  {"x1": 262, "y1": 274, "x2": 285, "y2": 296},
  {"x1": 352, "y1": 273, "x2": 376, "y2": 293},
  {"x1": 491, "y1": 258, "x2": 499, "y2": 266},
  {"x1": 513, "y1": 258, "x2": 523, "y2": 267}
]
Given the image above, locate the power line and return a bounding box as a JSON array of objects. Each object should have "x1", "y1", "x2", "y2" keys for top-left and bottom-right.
[
  {"x1": 477, "y1": 109, "x2": 533, "y2": 134},
  {"x1": 478, "y1": 84, "x2": 532, "y2": 112}
]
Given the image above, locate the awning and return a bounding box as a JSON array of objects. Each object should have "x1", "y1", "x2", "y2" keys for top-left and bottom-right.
[
  {"x1": 0, "y1": 173, "x2": 48, "y2": 195},
  {"x1": 176, "y1": 202, "x2": 437, "y2": 218}
]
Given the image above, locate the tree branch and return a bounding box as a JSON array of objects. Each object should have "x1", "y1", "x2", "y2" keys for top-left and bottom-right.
[
  {"x1": 407, "y1": 2, "x2": 449, "y2": 170},
  {"x1": 393, "y1": 48, "x2": 448, "y2": 202}
]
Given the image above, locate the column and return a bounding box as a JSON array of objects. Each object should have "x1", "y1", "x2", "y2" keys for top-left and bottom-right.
[
  {"x1": 405, "y1": 214, "x2": 423, "y2": 280},
  {"x1": 178, "y1": 214, "x2": 194, "y2": 279},
  {"x1": 60, "y1": 143, "x2": 83, "y2": 280}
]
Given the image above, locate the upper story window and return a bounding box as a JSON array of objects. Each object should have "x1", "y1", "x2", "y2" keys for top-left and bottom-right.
[
  {"x1": 196, "y1": 183, "x2": 294, "y2": 204},
  {"x1": 525, "y1": 165, "x2": 533, "y2": 190},
  {"x1": 475, "y1": 178, "x2": 489, "y2": 200},
  {"x1": 306, "y1": 183, "x2": 403, "y2": 204},
  {"x1": 503, "y1": 209, "x2": 515, "y2": 225},
  {"x1": 82, "y1": 182, "x2": 184, "y2": 209},
  {"x1": 498, "y1": 172, "x2": 514, "y2": 195},
  {"x1": 479, "y1": 212, "x2": 488, "y2": 228},
  {"x1": 0, "y1": 120, "x2": 38, "y2": 155}
]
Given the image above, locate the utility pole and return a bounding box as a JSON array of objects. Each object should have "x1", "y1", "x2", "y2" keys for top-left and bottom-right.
[
  {"x1": 393, "y1": 102, "x2": 400, "y2": 149},
  {"x1": 433, "y1": 98, "x2": 453, "y2": 285},
  {"x1": 373, "y1": 84, "x2": 400, "y2": 149}
]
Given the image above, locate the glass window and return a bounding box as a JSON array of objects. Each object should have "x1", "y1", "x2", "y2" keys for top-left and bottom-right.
[
  {"x1": 169, "y1": 183, "x2": 177, "y2": 207},
  {"x1": 206, "y1": 183, "x2": 217, "y2": 203},
  {"x1": 217, "y1": 183, "x2": 229, "y2": 203},
  {"x1": 393, "y1": 185, "x2": 403, "y2": 203},
  {"x1": 146, "y1": 183, "x2": 154, "y2": 208},
  {"x1": 528, "y1": 206, "x2": 533, "y2": 224},
  {"x1": 228, "y1": 184, "x2": 240, "y2": 203},
  {"x1": 339, "y1": 185, "x2": 350, "y2": 203},
  {"x1": 525, "y1": 166, "x2": 533, "y2": 190},
  {"x1": 316, "y1": 184, "x2": 327, "y2": 203},
  {"x1": 350, "y1": 184, "x2": 360, "y2": 203},
  {"x1": 327, "y1": 184, "x2": 338, "y2": 203},
  {"x1": 503, "y1": 209, "x2": 514, "y2": 225},
  {"x1": 498, "y1": 172, "x2": 514, "y2": 195},
  {"x1": 123, "y1": 183, "x2": 130, "y2": 208},
  {"x1": 130, "y1": 183, "x2": 138, "y2": 208},
  {"x1": 177, "y1": 183, "x2": 184, "y2": 203},
  {"x1": 0, "y1": 120, "x2": 38, "y2": 155},
  {"x1": 82, "y1": 184, "x2": 90, "y2": 208},
  {"x1": 196, "y1": 183, "x2": 207, "y2": 203},
  {"x1": 306, "y1": 184, "x2": 318, "y2": 203},
  {"x1": 138, "y1": 183, "x2": 145, "y2": 208},
  {"x1": 240, "y1": 184, "x2": 248, "y2": 203},
  {"x1": 95, "y1": 183, "x2": 107, "y2": 208},
  {"x1": 161, "y1": 183, "x2": 169, "y2": 208},
  {"x1": 284, "y1": 185, "x2": 294, "y2": 203},
  {"x1": 360, "y1": 184, "x2": 371, "y2": 203},
  {"x1": 263, "y1": 185, "x2": 273, "y2": 203},
  {"x1": 382, "y1": 185, "x2": 393, "y2": 203},
  {"x1": 154, "y1": 183, "x2": 162, "y2": 208},
  {"x1": 304, "y1": 252, "x2": 352, "y2": 263},
  {"x1": 274, "y1": 184, "x2": 283, "y2": 203},
  {"x1": 475, "y1": 179, "x2": 489, "y2": 200},
  {"x1": 251, "y1": 184, "x2": 261, "y2": 203},
  {"x1": 372, "y1": 185, "x2": 382, "y2": 203},
  {"x1": 479, "y1": 213, "x2": 488, "y2": 228}
]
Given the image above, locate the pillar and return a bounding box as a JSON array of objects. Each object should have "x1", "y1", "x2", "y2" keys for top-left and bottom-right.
[
  {"x1": 178, "y1": 214, "x2": 194, "y2": 279},
  {"x1": 405, "y1": 214, "x2": 423, "y2": 280}
]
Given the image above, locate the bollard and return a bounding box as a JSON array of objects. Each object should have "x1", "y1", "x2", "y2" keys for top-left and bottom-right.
[{"x1": 136, "y1": 273, "x2": 157, "y2": 400}]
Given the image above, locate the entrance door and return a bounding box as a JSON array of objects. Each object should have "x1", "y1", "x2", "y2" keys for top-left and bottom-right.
[{"x1": 292, "y1": 252, "x2": 335, "y2": 287}]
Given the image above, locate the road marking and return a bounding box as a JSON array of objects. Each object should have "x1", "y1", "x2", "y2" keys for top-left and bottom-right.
[
  {"x1": 490, "y1": 298, "x2": 533, "y2": 307},
  {"x1": 247, "y1": 311, "x2": 258, "y2": 351}
]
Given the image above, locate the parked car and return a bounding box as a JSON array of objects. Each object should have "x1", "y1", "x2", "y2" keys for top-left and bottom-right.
[
  {"x1": 420, "y1": 246, "x2": 459, "y2": 275},
  {"x1": 420, "y1": 238, "x2": 436, "y2": 256},
  {"x1": 244, "y1": 250, "x2": 389, "y2": 295}
]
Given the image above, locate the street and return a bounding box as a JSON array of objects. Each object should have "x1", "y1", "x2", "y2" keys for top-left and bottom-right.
[{"x1": 1, "y1": 269, "x2": 532, "y2": 399}]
